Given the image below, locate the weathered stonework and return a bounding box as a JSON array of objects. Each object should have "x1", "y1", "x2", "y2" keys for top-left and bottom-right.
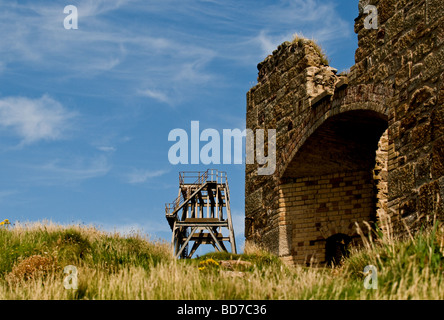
[{"x1": 245, "y1": 0, "x2": 444, "y2": 266}]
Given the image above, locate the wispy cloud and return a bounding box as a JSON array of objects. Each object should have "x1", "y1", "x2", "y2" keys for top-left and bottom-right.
[
  {"x1": 0, "y1": 190, "x2": 18, "y2": 203},
  {"x1": 125, "y1": 169, "x2": 168, "y2": 184},
  {"x1": 0, "y1": 1, "x2": 163, "y2": 76},
  {"x1": 75, "y1": 0, "x2": 135, "y2": 18},
  {"x1": 138, "y1": 89, "x2": 172, "y2": 105},
  {"x1": 0, "y1": 95, "x2": 76, "y2": 146},
  {"x1": 255, "y1": 30, "x2": 281, "y2": 57},
  {"x1": 0, "y1": 0, "x2": 351, "y2": 108},
  {"x1": 96, "y1": 219, "x2": 171, "y2": 237},
  {"x1": 97, "y1": 146, "x2": 116, "y2": 153},
  {"x1": 248, "y1": 0, "x2": 351, "y2": 58},
  {"x1": 23, "y1": 155, "x2": 111, "y2": 186},
  {"x1": 0, "y1": 0, "x2": 219, "y2": 104}
]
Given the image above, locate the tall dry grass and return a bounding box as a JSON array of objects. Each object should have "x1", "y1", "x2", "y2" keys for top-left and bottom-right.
[{"x1": 0, "y1": 218, "x2": 443, "y2": 300}]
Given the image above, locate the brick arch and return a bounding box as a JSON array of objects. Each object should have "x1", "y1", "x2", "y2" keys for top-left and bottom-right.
[{"x1": 319, "y1": 220, "x2": 357, "y2": 240}]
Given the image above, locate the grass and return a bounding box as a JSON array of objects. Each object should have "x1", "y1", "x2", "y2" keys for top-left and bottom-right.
[
  {"x1": 0, "y1": 219, "x2": 443, "y2": 300},
  {"x1": 291, "y1": 33, "x2": 330, "y2": 66}
]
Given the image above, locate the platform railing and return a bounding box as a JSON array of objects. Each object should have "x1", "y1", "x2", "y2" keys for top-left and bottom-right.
[{"x1": 165, "y1": 169, "x2": 228, "y2": 216}]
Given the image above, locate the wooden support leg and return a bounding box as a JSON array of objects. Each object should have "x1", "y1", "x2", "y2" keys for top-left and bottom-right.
[
  {"x1": 176, "y1": 226, "x2": 198, "y2": 259},
  {"x1": 205, "y1": 226, "x2": 224, "y2": 252},
  {"x1": 188, "y1": 240, "x2": 201, "y2": 258},
  {"x1": 171, "y1": 223, "x2": 178, "y2": 258}
]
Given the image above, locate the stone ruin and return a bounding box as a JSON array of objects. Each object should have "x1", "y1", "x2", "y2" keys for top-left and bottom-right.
[{"x1": 245, "y1": 0, "x2": 443, "y2": 265}]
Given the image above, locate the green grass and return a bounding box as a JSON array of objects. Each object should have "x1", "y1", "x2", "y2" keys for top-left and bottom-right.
[
  {"x1": 0, "y1": 220, "x2": 443, "y2": 300},
  {"x1": 0, "y1": 222, "x2": 167, "y2": 277}
]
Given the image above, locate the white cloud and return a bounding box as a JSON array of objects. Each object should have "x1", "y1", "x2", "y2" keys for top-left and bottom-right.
[
  {"x1": 25, "y1": 155, "x2": 111, "y2": 185},
  {"x1": 95, "y1": 219, "x2": 171, "y2": 237},
  {"x1": 0, "y1": 0, "x2": 221, "y2": 104},
  {"x1": 0, "y1": 1, "x2": 161, "y2": 76},
  {"x1": 97, "y1": 146, "x2": 116, "y2": 153},
  {"x1": 138, "y1": 89, "x2": 172, "y2": 105},
  {"x1": 125, "y1": 169, "x2": 168, "y2": 184},
  {"x1": 76, "y1": 0, "x2": 135, "y2": 18},
  {"x1": 0, "y1": 95, "x2": 76, "y2": 145},
  {"x1": 255, "y1": 30, "x2": 285, "y2": 57},
  {"x1": 0, "y1": 0, "x2": 352, "y2": 107},
  {"x1": 0, "y1": 190, "x2": 17, "y2": 203},
  {"x1": 245, "y1": 0, "x2": 352, "y2": 59}
]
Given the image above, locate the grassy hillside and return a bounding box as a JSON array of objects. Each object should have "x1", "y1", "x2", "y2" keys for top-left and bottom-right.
[{"x1": 0, "y1": 220, "x2": 443, "y2": 300}]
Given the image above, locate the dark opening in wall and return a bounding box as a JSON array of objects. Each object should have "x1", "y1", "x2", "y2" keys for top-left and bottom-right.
[{"x1": 325, "y1": 233, "x2": 351, "y2": 266}]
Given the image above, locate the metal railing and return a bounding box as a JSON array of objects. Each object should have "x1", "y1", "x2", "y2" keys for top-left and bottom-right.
[
  {"x1": 179, "y1": 169, "x2": 227, "y2": 185},
  {"x1": 165, "y1": 169, "x2": 228, "y2": 216}
]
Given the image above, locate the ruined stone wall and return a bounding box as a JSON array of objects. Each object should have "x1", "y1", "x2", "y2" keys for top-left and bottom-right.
[
  {"x1": 245, "y1": 39, "x2": 342, "y2": 256},
  {"x1": 245, "y1": 0, "x2": 444, "y2": 265},
  {"x1": 353, "y1": 0, "x2": 444, "y2": 233}
]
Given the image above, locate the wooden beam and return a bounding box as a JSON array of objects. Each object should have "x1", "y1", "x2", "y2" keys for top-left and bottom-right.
[
  {"x1": 175, "y1": 226, "x2": 198, "y2": 259},
  {"x1": 205, "y1": 226, "x2": 224, "y2": 252},
  {"x1": 224, "y1": 180, "x2": 236, "y2": 254},
  {"x1": 208, "y1": 186, "x2": 215, "y2": 218},
  {"x1": 197, "y1": 190, "x2": 204, "y2": 218},
  {"x1": 171, "y1": 182, "x2": 208, "y2": 216}
]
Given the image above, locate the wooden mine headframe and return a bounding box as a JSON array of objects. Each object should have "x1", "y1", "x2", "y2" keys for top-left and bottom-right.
[{"x1": 165, "y1": 169, "x2": 237, "y2": 259}]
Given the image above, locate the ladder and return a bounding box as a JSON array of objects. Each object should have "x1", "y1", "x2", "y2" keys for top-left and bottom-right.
[{"x1": 165, "y1": 169, "x2": 237, "y2": 259}]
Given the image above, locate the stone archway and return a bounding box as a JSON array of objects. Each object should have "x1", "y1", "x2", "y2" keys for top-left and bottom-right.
[
  {"x1": 246, "y1": 0, "x2": 444, "y2": 265},
  {"x1": 278, "y1": 109, "x2": 388, "y2": 265}
]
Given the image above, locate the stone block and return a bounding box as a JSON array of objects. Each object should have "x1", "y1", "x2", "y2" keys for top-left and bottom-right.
[
  {"x1": 423, "y1": 47, "x2": 444, "y2": 80},
  {"x1": 415, "y1": 154, "x2": 432, "y2": 187},
  {"x1": 411, "y1": 120, "x2": 432, "y2": 149},
  {"x1": 417, "y1": 180, "x2": 443, "y2": 220},
  {"x1": 389, "y1": 164, "x2": 415, "y2": 199},
  {"x1": 245, "y1": 188, "x2": 263, "y2": 216},
  {"x1": 386, "y1": 9, "x2": 405, "y2": 38},
  {"x1": 426, "y1": 0, "x2": 444, "y2": 25},
  {"x1": 379, "y1": 0, "x2": 397, "y2": 24},
  {"x1": 431, "y1": 137, "x2": 444, "y2": 179}
]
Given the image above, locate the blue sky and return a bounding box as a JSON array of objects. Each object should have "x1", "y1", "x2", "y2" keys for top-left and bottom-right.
[{"x1": 0, "y1": 0, "x2": 359, "y2": 253}]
